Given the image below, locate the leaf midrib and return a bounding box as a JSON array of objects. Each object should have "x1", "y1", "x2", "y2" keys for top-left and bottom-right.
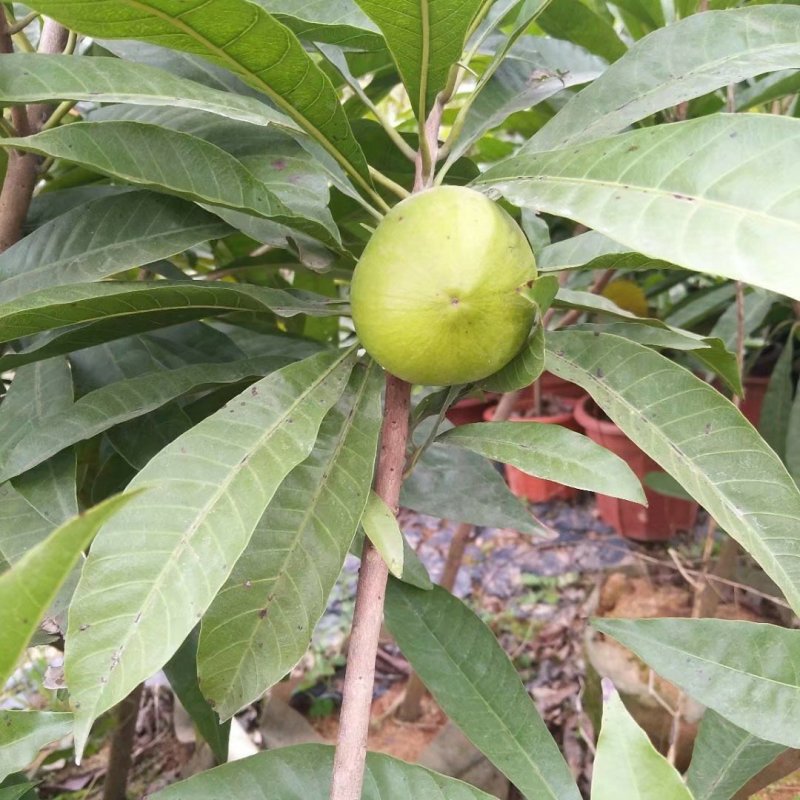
[
  {"x1": 395, "y1": 591, "x2": 566, "y2": 800},
  {"x1": 212, "y1": 362, "x2": 374, "y2": 709},
  {"x1": 122, "y1": 0, "x2": 372, "y2": 196},
  {"x1": 547, "y1": 335, "x2": 800, "y2": 611},
  {"x1": 85, "y1": 349, "x2": 352, "y2": 719}
]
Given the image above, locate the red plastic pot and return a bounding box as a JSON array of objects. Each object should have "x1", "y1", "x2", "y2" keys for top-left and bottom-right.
[
  {"x1": 574, "y1": 396, "x2": 698, "y2": 542},
  {"x1": 445, "y1": 396, "x2": 492, "y2": 426},
  {"x1": 483, "y1": 399, "x2": 582, "y2": 503},
  {"x1": 739, "y1": 375, "x2": 769, "y2": 427}
]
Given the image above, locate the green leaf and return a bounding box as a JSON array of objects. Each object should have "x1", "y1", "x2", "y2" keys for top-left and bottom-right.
[
  {"x1": 196, "y1": 361, "x2": 382, "y2": 719},
  {"x1": 438, "y1": 421, "x2": 645, "y2": 501},
  {"x1": 385, "y1": 581, "x2": 581, "y2": 800},
  {"x1": 361, "y1": 491, "x2": 432, "y2": 590},
  {"x1": 686, "y1": 710, "x2": 786, "y2": 800},
  {"x1": 593, "y1": 617, "x2": 800, "y2": 749},
  {"x1": 65, "y1": 349, "x2": 355, "y2": 757},
  {"x1": 1, "y1": 123, "x2": 338, "y2": 244},
  {"x1": 0, "y1": 54, "x2": 299, "y2": 131},
  {"x1": 759, "y1": 333, "x2": 796, "y2": 462},
  {"x1": 150, "y1": 742, "x2": 497, "y2": 799},
  {"x1": 0, "y1": 281, "x2": 344, "y2": 349},
  {"x1": 537, "y1": 0, "x2": 626, "y2": 62},
  {"x1": 480, "y1": 323, "x2": 545, "y2": 393},
  {"x1": 23, "y1": 0, "x2": 374, "y2": 199},
  {"x1": 591, "y1": 685, "x2": 692, "y2": 800},
  {"x1": 477, "y1": 115, "x2": 800, "y2": 301},
  {"x1": 354, "y1": 0, "x2": 484, "y2": 121},
  {"x1": 573, "y1": 322, "x2": 742, "y2": 396},
  {"x1": 787, "y1": 374, "x2": 800, "y2": 485},
  {"x1": 545, "y1": 330, "x2": 800, "y2": 615},
  {"x1": 644, "y1": 471, "x2": 694, "y2": 501},
  {"x1": 401, "y1": 439, "x2": 544, "y2": 535},
  {"x1": 538, "y1": 231, "x2": 678, "y2": 274},
  {"x1": 0, "y1": 712, "x2": 72, "y2": 782},
  {"x1": 0, "y1": 355, "x2": 294, "y2": 483},
  {"x1": 0, "y1": 483, "x2": 52, "y2": 567},
  {"x1": 257, "y1": 0, "x2": 382, "y2": 50},
  {"x1": 0, "y1": 783, "x2": 38, "y2": 800},
  {"x1": 529, "y1": 6, "x2": 800, "y2": 152},
  {"x1": 164, "y1": 628, "x2": 230, "y2": 764},
  {"x1": 0, "y1": 492, "x2": 136, "y2": 688},
  {"x1": 0, "y1": 192, "x2": 229, "y2": 305},
  {"x1": 708, "y1": 288, "x2": 776, "y2": 355},
  {"x1": 442, "y1": 34, "x2": 603, "y2": 169}
]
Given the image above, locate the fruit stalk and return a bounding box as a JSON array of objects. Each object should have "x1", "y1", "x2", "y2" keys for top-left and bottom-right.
[{"x1": 329, "y1": 373, "x2": 411, "y2": 800}]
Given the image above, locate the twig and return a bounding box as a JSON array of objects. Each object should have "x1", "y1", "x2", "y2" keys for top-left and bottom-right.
[
  {"x1": 329, "y1": 374, "x2": 411, "y2": 800},
  {"x1": 0, "y1": 15, "x2": 68, "y2": 253}
]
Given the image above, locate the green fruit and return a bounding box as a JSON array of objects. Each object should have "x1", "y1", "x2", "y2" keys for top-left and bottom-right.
[{"x1": 351, "y1": 186, "x2": 537, "y2": 386}]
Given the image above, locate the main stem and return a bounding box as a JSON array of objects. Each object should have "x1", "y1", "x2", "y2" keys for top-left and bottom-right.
[
  {"x1": 0, "y1": 15, "x2": 68, "y2": 253},
  {"x1": 329, "y1": 374, "x2": 411, "y2": 800}
]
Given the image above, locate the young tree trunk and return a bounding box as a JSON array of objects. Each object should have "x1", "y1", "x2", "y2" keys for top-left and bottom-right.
[
  {"x1": 0, "y1": 15, "x2": 68, "y2": 253},
  {"x1": 329, "y1": 374, "x2": 411, "y2": 800}
]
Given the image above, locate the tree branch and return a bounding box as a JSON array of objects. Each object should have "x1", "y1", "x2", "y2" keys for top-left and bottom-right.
[
  {"x1": 0, "y1": 15, "x2": 68, "y2": 253},
  {"x1": 329, "y1": 373, "x2": 411, "y2": 800}
]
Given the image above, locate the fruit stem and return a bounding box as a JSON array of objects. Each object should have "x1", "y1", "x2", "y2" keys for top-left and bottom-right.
[{"x1": 329, "y1": 374, "x2": 411, "y2": 800}]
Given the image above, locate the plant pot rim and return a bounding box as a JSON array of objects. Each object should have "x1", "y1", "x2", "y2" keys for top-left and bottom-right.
[
  {"x1": 573, "y1": 394, "x2": 621, "y2": 435},
  {"x1": 482, "y1": 402, "x2": 576, "y2": 425}
]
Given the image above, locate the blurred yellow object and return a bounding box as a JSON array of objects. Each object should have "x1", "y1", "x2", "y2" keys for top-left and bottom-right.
[{"x1": 602, "y1": 279, "x2": 649, "y2": 317}]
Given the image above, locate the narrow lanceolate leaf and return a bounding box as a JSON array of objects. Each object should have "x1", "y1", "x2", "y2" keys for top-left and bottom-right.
[
  {"x1": 546, "y1": 330, "x2": 800, "y2": 615},
  {"x1": 0, "y1": 493, "x2": 135, "y2": 688},
  {"x1": 0, "y1": 281, "x2": 344, "y2": 347},
  {"x1": 197, "y1": 361, "x2": 382, "y2": 719},
  {"x1": 1, "y1": 123, "x2": 338, "y2": 244},
  {"x1": 361, "y1": 491, "x2": 432, "y2": 590},
  {"x1": 0, "y1": 711, "x2": 72, "y2": 782},
  {"x1": 385, "y1": 582, "x2": 581, "y2": 800},
  {"x1": 8, "y1": 359, "x2": 77, "y2": 527},
  {"x1": 22, "y1": 0, "x2": 373, "y2": 196},
  {"x1": 354, "y1": 0, "x2": 484, "y2": 121},
  {"x1": 477, "y1": 115, "x2": 800, "y2": 301},
  {"x1": 0, "y1": 784, "x2": 37, "y2": 800},
  {"x1": 438, "y1": 421, "x2": 645, "y2": 502},
  {"x1": 0, "y1": 483, "x2": 51, "y2": 567},
  {"x1": 0, "y1": 193, "x2": 229, "y2": 305},
  {"x1": 401, "y1": 440, "x2": 543, "y2": 535},
  {"x1": 594, "y1": 618, "x2": 800, "y2": 749},
  {"x1": 528, "y1": 5, "x2": 800, "y2": 151},
  {"x1": 150, "y1": 743, "x2": 497, "y2": 800},
  {"x1": 0, "y1": 54, "x2": 298, "y2": 131},
  {"x1": 759, "y1": 333, "x2": 796, "y2": 462},
  {"x1": 536, "y1": 0, "x2": 626, "y2": 62},
  {"x1": 686, "y1": 710, "x2": 786, "y2": 800},
  {"x1": 576, "y1": 322, "x2": 741, "y2": 397},
  {"x1": 259, "y1": 0, "x2": 382, "y2": 50},
  {"x1": 537, "y1": 231, "x2": 678, "y2": 274},
  {"x1": 787, "y1": 374, "x2": 800, "y2": 485},
  {"x1": 591, "y1": 686, "x2": 692, "y2": 800},
  {"x1": 480, "y1": 324, "x2": 545, "y2": 393},
  {"x1": 65, "y1": 349, "x2": 355, "y2": 758},
  {"x1": 0, "y1": 355, "x2": 293, "y2": 483},
  {"x1": 443, "y1": 34, "x2": 604, "y2": 169}
]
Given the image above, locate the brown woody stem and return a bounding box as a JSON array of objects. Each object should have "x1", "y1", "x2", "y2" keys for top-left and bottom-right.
[
  {"x1": 329, "y1": 374, "x2": 411, "y2": 800},
  {"x1": 0, "y1": 15, "x2": 68, "y2": 253}
]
